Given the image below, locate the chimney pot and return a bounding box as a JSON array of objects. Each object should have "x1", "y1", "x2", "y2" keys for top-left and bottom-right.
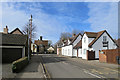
[
  {"x1": 3, "y1": 26, "x2": 8, "y2": 34},
  {"x1": 40, "y1": 36, "x2": 42, "y2": 41},
  {"x1": 72, "y1": 33, "x2": 76, "y2": 37}
]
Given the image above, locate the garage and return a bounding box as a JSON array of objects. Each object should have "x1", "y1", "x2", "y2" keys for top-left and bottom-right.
[
  {"x1": 2, "y1": 48, "x2": 22, "y2": 63},
  {"x1": 1, "y1": 33, "x2": 28, "y2": 63}
]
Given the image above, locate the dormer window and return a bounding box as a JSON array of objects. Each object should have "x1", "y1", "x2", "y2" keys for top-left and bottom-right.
[{"x1": 103, "y1": 36, "x2": 107, "y2": 42}]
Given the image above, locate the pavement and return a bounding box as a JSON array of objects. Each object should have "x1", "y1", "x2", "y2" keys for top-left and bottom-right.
[
  {"x1": 41, "y1": 54, "x2": 120, "y2": 79},
  {"x1": 2, "y1": 55, "x2": 45, "y2": 79}
]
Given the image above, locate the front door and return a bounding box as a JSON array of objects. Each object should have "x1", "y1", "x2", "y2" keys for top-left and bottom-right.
[{"x1": 77, "y1": 49, "x2": 78, "y2": 57}]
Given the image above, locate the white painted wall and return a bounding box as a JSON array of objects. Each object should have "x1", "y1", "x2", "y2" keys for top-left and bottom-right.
[
  {"x1": 62, "y1": 45, "x2": 73, "y2": 57},
  {"x1": 72, "y1": 35, "x2": 82, "y2": 57},
  {"x1": 92, "y1": 32, "x2": 118, "y2": 58},
  {"x1": 82, "y1": 34, "x2": 89, "y2": 59},
  {"x1": 73, "y1": 35, "x2": 82, "y2": 47},
  {"x1": 78, "y1": 48, "x2": 82, "y2": 57},
  {"x1": 73, "y1": 49, "x2": 77, "y2": 57},
  {"x1": 88, "y1": 38, "x2": 95, "y2": 44}
]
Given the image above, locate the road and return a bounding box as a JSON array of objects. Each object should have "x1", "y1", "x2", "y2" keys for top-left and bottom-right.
[{"x1": 41, "y1": 54, "x2": 119, "y2": 79}]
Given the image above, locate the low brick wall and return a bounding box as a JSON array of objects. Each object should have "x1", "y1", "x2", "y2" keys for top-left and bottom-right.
[
  {"x1": 99, "y1": 49, "x2": 120, "y2": 64},
  {"x1": 99, "y1": 51, "x2": 107, "y2": 63},
  {"x1": 87, "y1": 50, "x2": 95, "y2": 60}
]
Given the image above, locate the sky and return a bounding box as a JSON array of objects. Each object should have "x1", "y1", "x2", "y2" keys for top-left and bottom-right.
[{"x1": 0, "y1": 2, "x2": 118, "y2": 44}]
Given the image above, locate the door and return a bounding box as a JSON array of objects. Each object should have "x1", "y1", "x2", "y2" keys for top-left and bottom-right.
[
  {"x1": 2, "y1": 48, "x2": 22, "y2": 63},
  {"x1": 77, "y1": 49, "x2": 78, "y2": 57}
]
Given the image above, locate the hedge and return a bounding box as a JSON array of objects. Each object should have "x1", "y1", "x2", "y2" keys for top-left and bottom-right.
[{"x1": 12, "y1": 57, "x2": 29, "y2": 73}]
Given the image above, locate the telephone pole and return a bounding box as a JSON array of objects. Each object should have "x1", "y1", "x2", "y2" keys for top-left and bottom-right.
[{"x1": 28, "y1": 15, "x2": 32, "y2": 61}]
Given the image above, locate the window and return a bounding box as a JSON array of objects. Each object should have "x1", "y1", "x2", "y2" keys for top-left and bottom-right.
[
  {"x1": 84, "y1": 37, "x2": 86, "y2": 43},
  {"x1": 84, "y1": 49, "x2": 86, "y2": 54},
  {"x1": 103, "y1": 36, "x2": 107, "y2": 42}
]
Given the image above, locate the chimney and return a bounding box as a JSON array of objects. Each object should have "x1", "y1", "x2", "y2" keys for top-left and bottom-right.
[
  {"x1": 72, "y1": 33, "x2": 76, "y2": 37},
  {"x1": 3, "y1": 26, "x2": 8, "y2": 34},
  {"x1": 40, "y1": 36, "x2": 42, "y2": 41}
]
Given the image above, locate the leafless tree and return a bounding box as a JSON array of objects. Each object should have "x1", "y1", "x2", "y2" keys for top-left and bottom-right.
[
  {"x1": 72, "y1": 29, "x2": 84, "y2": 35},
  {"x1": 22, "y1": 19, "x2": 36, "y2": 41},
  {"x1": 60, "y1": 32, "x2": 71, "y2": 40},
  {"x1": 48, "y1": 40, "x2": 52, "y2": 47}
]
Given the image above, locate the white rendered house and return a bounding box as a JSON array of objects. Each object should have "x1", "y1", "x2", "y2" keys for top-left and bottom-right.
[
  {"x1": 62, "y1": 33, "x2": 82, "y2": 57},
  {"x1": 82, "y1": 30, "x2": 118, "y2": 59}
]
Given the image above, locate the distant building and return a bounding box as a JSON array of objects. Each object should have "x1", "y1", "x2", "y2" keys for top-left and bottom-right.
[
  {"x1": 34, "y1": 36, "x2": 49, "y2": 53},
  {"x1": 47, "y1": 46, "x2": 54, "y2": 53},
  {"x1": 31, "y1": 43, "x2": 37, "y2": 53}
]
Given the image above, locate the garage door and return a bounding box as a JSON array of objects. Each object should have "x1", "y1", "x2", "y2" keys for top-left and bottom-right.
[{"x1": 2, "y1": 48, "x2": 22, "y2": 63}]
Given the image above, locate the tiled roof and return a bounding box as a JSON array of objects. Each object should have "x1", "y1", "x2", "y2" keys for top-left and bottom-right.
[
  {"x1": 88, "y1": 30, "x2": 118, "y2": 47},
  {"x1": 34, "y1": 40, "x2": 48, "y2": 46},
  {"x1": 73, "y1": 40, "x2": 82, "y2": 49},
  {"x1": 85, "y1": 32, "x2": 98, "y2": 38},
  {"x1": 70, "y1": 33, "x2": 82, "y2": 44},
  {"x1": 10, "y1": 28, "x2": 23, "y2": 34},
  {"x1": 69, "y1": 37, "x2": 74, "y2": 41},
  {"x1": 1, "y1": 33, "x2": 27, "y2": 46},
  {"x1": 88, "y1": 30, "x2": 106, "y2": 47}
]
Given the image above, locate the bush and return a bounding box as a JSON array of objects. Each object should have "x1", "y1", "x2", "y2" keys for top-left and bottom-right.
[{"x1": 12, "y1": 57, "x2": 29, "y2": 73}]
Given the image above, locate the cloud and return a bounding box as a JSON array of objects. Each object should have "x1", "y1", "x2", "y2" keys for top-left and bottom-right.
[
  {"x1": 1, "y1": 2, "x2": 74, "y2": 44},
  {"x1": 1, "y1": 3, "x2": 29, "y2": 32},
  {"x1": 86, "y1": 2, "x2": 118, "y2": 39}
]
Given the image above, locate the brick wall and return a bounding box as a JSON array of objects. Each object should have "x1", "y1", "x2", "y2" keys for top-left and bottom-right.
[
  {"x1": 99, "y1": 49, "x2": 120, "y2": 64},
  {"x1": 99, "y1": 51, "x2": 107, "y2": 63},
  {"x1": 87, "y1": 50, "x2": 95, "y2": 60}
]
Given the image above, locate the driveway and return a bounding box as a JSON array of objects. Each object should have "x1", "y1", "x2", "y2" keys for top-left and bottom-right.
[{"x1": 41, "y1": 54, "x2": 119, "y2": 79}]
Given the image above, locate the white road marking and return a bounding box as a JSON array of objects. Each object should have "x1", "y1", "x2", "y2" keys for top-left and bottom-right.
[{"x1": 83, "y1": 69, "x2": 106, "y2": 78}]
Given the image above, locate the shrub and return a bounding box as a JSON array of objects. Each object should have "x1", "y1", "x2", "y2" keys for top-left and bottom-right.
[{"x1": 12, "y1": 57, "x2": 29, "y2": 73}]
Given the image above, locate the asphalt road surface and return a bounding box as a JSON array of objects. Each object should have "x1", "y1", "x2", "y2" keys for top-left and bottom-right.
[{"x1": 41, "y1": 54, "x2": 119, "y2": 79}]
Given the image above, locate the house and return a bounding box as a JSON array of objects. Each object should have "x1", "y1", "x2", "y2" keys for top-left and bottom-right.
[
  {"x1": 73, "y1": 40, "x2": 82, "y2": 57},
  {"x1": 47, "y1": 46, "x2": 54, "y2": 53},
  {"x1": 61, "y1": 33, "x2": 82, "y2": 57},
  {"x1": 1, "y1": 33, "x2": 28, "y2": 63},
  {"x1": 3, "y1": 26, "x2": 23, "y2": 35},
  {"x1": 31, "y1": 43, "x2": 37, "y2": 53},
  {"x1": 34, "y1": 36, "x2": 49, "y2": 53},
  {"x1": 81, "y1": 30, "x2": 118, "y2": 59},
  {"x1": 1, "y1": 26, "x2": 28, "y2": 63}
]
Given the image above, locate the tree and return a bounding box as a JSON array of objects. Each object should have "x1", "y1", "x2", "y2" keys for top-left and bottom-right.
[
  {"x1": 48, "y1": 40, "x2": 52, "y2": 47},
  {"x1": 22, "y1": 15, "x2": 36, "y2": 41},
  {"x1": 60, "y1": 32, "x2": 71, "y2": 40},
  {"x1": 72, "y1": 29, "x2": 84, "y2": 35}
]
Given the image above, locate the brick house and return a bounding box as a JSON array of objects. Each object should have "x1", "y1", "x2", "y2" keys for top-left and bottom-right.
[{"x1": 34, "y1": 36, "x2": 49, "y2": 53}]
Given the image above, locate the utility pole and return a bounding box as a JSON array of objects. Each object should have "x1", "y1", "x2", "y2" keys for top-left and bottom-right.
[
  {"x1": 28, "y1": 15, "x2": 32, "y2": 61},
  {"x1": 28, "y1": 24, "x2": 30, "y2": 61},
  {"x1": 30, "y1": 15, "x2": 32, "y2": 42}
]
